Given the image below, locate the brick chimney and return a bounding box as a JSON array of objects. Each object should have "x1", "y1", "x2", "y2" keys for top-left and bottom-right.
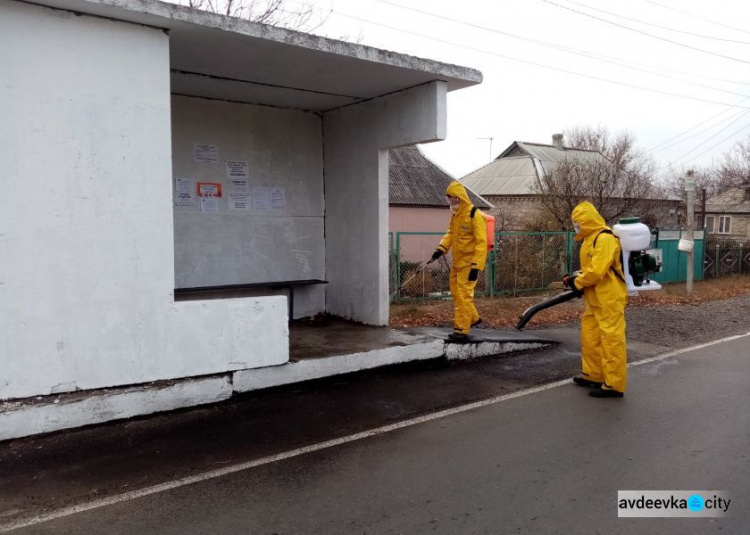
[{"x1": 552, "y1": 133, "x2": 564, "y2": 150}]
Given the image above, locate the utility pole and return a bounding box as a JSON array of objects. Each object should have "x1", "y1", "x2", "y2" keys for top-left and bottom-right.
[
  {"x1": 685, "y1": 170, "x2": 695, "y2": 294},
  {"x1": 477, "y1": 137, "x2": 494, "y2": 163}
]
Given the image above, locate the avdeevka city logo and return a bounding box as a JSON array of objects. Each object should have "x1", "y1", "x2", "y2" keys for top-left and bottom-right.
[
  {"x1": 617, "y1": 491, "x2": 730, "y2": 517},
  {"x1": 687, "y1": 494, "x2": 704, "y2": 512}
]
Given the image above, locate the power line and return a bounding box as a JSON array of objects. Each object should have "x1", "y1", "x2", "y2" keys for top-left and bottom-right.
[
  {"x1": 645, "y1": 0, "x2": 750, "y2": 37},
  {"x1": 542, "y1": 0, "x2": 750, "y2": 65},
  {"x1": 376, "y1": 0, "x2": 750, "y2": 96},
  {"x1": 648, "y1": 104, "x2": 749, "y2": 153},
  {"x1": 678, "y1": 121, "x2": 750, "y2": 167},
  {"x1": 329, "y1": 10, "x2": 750, "y2": 111},
  {"x1": 650, "y1": 107, "x2": 750, "y2": 154},
  {"x1": 671, "y1": 110, "x2": 750, "y2": 164},
  {"x1": 560, "y1": 0, "x2": 750, "y2": 44}
]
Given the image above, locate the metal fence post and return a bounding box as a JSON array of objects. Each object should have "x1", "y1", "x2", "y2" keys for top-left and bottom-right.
[
  {"x1": 492, "y1": 231, "x2": 499, "y2": 297},
  {"x1": 740, "y1": 244, "x2": 743, "y2": 276},
  {"x1": 566, "y1": 231, "x2": 574, "y2": 275},
  {"x1": 715, "y1": 244, "x2": 720, "y2": 278},
  {"x1": 395, "y1": 232, "x2": 402, "y2": 303}
]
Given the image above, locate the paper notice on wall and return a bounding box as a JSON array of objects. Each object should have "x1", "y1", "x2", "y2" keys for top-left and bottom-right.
[
  {"x1": 176, "y1": 178, "x2": 193, "y2": 194},
  {"x1": 252, "y1": 187, "x2": 270, "y2": 210},
  {"x1": 227, "y1": 161, "x2": 249, "y2": 191},
  {"x1": 175, "y1": 192, "x2": 195, "y2": 207},
  {"x1": 226, "y1": 161, "x2": 248, "y2": 177},
  {"x1": 197, "y1": 182, "x2": 222, "y2": 197},
  {"x1": 200, "y1": 197, "x2": 220, "y2": 213},
  {"x1": 228, "y1": 192, "x2": 251, "y2": 211},
  {"x1": 194, "y1": 144, "x2": 219, "y2": 163},
  {"x1": 230, "y1": 178, "x2": 249, "y2": 191},
  {"x1": 175, "y1": 178, "x2": 195, "y2": 206},
  {"x1": 270, "y1": 188, "x2": 286, "y2": 209}
]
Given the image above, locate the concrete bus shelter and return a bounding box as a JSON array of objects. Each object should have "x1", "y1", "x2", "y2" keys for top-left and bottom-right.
[{"x1": 0, "y1": 0, "x2": 488, "y2": 438}]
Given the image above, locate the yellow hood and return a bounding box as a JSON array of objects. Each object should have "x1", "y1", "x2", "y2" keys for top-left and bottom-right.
[
  {"x1": 446, "y1": 181, "x2": 472, "y2": 208},
  {"x1": 572, "y1": 201, "x2": 607, "y2": 239}
]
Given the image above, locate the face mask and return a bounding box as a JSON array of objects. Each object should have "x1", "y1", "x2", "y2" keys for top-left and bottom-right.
[
  {"x1": 573, "y1": 222, "x2": 581, "y2": 234},
  {"x1": 450, "y1": 204, "x2": 459, "y2": 212},
  {"x1": 447, "y1": 196, "x2": 460, "y2": 211}
]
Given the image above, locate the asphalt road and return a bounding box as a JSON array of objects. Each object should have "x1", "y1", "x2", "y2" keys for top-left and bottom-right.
[{"x1": 3, "y1": 332, "x2": 748, "y2": 534}]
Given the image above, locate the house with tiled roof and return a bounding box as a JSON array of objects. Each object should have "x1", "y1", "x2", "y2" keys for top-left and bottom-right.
[{"x1": 461, "y1": 134, "x2": 680, "y2": 230}]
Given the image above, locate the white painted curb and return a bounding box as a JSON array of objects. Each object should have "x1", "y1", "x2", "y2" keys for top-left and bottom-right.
[
  {"x1": 0, "y1": 336, "x2": 552, "y2": 442},
  {"x1": 0, "y1": 377, "x2": 232, "y2": 442},
  {"x1": 233, "y1": 340, "x2": 445, "y2": 393}
]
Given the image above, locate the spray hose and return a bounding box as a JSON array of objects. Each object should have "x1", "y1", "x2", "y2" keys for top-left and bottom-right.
[{"x1": 515, "y1": 290, "x2": 581, "y2": 331}]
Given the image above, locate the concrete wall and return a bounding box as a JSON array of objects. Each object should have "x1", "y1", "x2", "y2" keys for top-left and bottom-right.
[
  {"x1": 323, "y1": 82, "x2": 447, "y2": 325},
  {"x1": 171, "y1": 96, "x2": 325, "y2": 318},
  {"x1": 0, "y1": 2, "x2": 287, "y2": 400}
]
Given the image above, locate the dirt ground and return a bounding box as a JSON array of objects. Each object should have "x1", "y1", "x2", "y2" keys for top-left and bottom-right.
[{"x1": 391, "y1": 275, "x2": 750, "y2": 348}]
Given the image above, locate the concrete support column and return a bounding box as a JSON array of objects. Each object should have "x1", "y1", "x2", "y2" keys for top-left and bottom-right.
[{"x1": 323, "y1": 81, "x2": 447, "y2": 325}]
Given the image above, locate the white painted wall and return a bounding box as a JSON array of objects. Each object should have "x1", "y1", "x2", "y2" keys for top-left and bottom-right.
[
  {"x1": 323, "y1": 82, "x2": 448, "y2": 325},
  {"x1": 171, "y1": 96, "x2": 325, "y2": 318},
  {"x1": 0, "y1": 2, "x2": 287, "y2": 400}
]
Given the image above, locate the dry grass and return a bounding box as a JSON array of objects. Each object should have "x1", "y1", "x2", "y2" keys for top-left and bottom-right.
[{"x1": 390, "y1": 275, "x2": 750, "y2": 329}]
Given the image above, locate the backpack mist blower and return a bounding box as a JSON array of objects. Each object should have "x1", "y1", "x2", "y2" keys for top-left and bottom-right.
[{"x1": 516, "y1": 218, "x2": 662, "y2": 330}]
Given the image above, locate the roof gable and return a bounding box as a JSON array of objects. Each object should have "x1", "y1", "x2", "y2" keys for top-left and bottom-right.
[{"x1": 463, "y1": 140, "x2": 619, "y2": 197}]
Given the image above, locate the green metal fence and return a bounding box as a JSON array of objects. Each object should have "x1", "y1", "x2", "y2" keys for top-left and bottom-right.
[
  {"x1": 649, "y1": 229, "x2": 705, "y2": 284},
  {"x1": 493, "y1": 232, "x2": 576, "y2": 297},
  {"x1": 390, "y1": 229, "x2": 709, "y2": 302},
  {"x1": 391, "y1": 231, "x2": 575, "y2": 302},
  {"x1": 392, "y1": 232, "x2": 489, "y2": 302}
]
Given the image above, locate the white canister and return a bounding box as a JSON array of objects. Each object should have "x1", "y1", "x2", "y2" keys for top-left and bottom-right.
[
  {"x1": 678, "y1": 238, "x2": 694, "y2": 253},
  {"x1": 613, "y1": 218, "x2": 652, "y2": 251}
]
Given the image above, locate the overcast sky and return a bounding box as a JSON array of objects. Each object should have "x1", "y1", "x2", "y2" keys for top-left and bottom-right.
[{"x1": 296, "y1": 0, "x2": 750, "y2": 179}]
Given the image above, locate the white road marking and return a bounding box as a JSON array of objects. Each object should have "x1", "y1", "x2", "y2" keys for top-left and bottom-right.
[{"x1": 3, "y1": 330, "x2": 749, "y2": 533}]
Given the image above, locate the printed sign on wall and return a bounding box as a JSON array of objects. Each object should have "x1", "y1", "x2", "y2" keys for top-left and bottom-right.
[{"x1": 197, "y1": 182, "x2": 223, "y2": 198}]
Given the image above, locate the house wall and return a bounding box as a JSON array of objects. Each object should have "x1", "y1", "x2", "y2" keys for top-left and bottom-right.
[
  {"x1": 388, "y1": 206, "x2": 451, "y2": 262},
  {"x1": 389, "y1": 206, "x2": 450, "y2": 233},
  {"x1": 389, "y1": 206, "x2": 450, "y2": 263},
  {"x1": 704, "y1": 213, "x2": 750, "y2": 241},
  {"x1": 0, "y1": 2, "x2": 287, "y2": 400},
  {"x1": 323, "y1": 82, "x2": 447, "y2": 325},
  {"x1": 485, "y1": 196, "x2": 542, "y2": 230},
  {"x1": 171, "y1": 96, "x2": 325, "y2": 318},
  {"x1": 485, "y1": 196, "x2": 681, "y2": 231}
]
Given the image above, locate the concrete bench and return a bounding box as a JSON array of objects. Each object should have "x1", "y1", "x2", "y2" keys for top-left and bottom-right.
[{"x1": 174, "y1": 279, "x2": 328, "y2": 321}]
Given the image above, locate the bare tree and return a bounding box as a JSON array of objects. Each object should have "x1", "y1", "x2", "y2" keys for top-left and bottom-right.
[
  {"x1": 717, "y1": 134, "x2": 750, "y2": 188},
  {"x1": 174, "y1": 0, "x2": 326, "y2": 32},
  {"x1": 662, "y1": 165, "x2": 716, "y2": 199},
  {"x1": 532, "y1": 126, "x2": 664, "y2": 229},
  {"x1": 662, "y1": 134, "x2": 750, "y2": 203}
]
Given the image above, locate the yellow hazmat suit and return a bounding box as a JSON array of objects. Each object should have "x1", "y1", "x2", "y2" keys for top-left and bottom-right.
[
  {"x1": 572, "y1": 201, "x2": 628, "y2": 393},
  {"x1": 437, "y1": 182, "x2": 487, "y2": 335}
]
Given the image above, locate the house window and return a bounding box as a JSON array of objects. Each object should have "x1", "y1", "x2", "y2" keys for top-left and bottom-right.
[
  {"x1": 718, "y1": 216, "x2": 732, "y2": 234},
  {"x1": 705, "y1": 216, "x2": 714, "y2": 233}
]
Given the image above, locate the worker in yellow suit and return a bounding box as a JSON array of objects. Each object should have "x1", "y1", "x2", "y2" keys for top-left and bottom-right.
[
  {"x1": 430, "y1": 181, "x2": 487, "y2": 341},
  {"x1": 565, "y1": 201, "x2": 628, "y2": 398}
]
